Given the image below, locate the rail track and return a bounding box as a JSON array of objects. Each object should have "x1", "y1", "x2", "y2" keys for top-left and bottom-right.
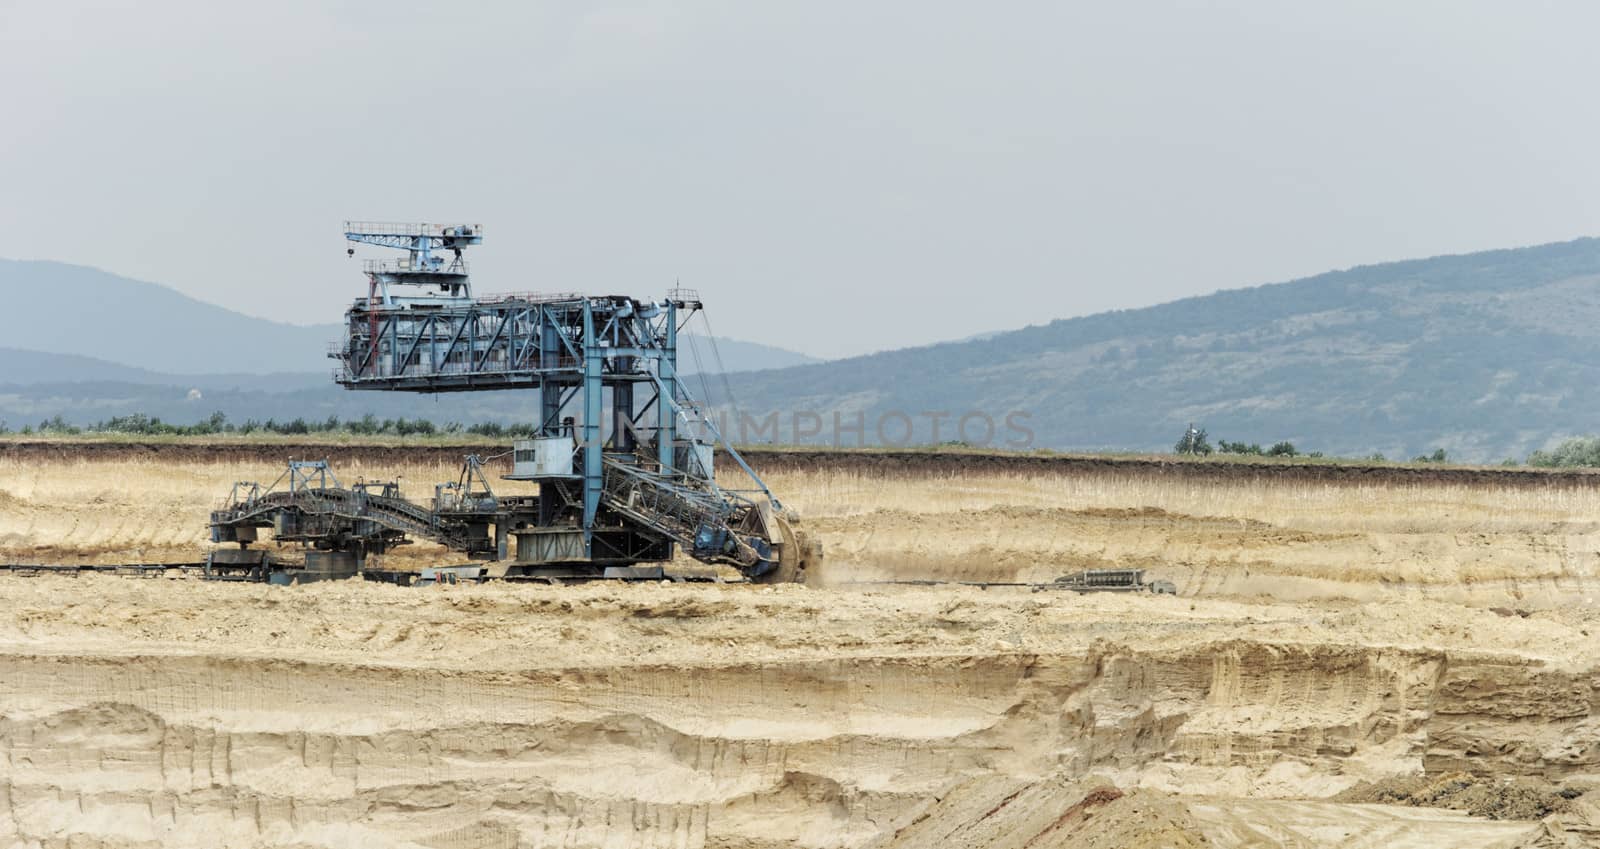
[
  {"x1": 0, "y1": 562, "x2": 210, "y2": 578},
  {"x1": 0, "y1": 561, "x2": 721, "y2": 586},
  {"x1": 0, "y1": 562, "x2": 1176, "y2": 593}
]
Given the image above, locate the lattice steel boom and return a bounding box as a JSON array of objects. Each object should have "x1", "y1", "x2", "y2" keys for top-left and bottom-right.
[{"x1": 282, "y1": 220, "x2": 816, "y2": 582}]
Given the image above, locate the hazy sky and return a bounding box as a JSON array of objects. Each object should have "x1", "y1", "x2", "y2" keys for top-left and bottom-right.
[{"x1": 4, "y1": 2, "x2": 1599, "y2": 358}]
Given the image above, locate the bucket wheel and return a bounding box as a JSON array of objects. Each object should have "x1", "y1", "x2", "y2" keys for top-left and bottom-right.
[{"x1": 753, "y1": 515, "x2": 819, "y2": 584}]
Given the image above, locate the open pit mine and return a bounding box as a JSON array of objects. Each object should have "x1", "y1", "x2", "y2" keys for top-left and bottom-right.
[{"x1": 0, "y1": 222, "x2": 1597, "y2": 848}]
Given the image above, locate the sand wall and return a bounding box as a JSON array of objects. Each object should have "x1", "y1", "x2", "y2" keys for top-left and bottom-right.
[{"x1": 0, "y1": 579, "x2": 1594, "y2": 847}]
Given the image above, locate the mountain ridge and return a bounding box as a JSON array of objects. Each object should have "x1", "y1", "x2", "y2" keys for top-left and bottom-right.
[
  {"x1": 714, "y1": 236, "x2": 1600, "y2": 461},
  {"x1": 7, "y1": 239, "x2": 1600, "y2": 461},
  {"x1": 0, "y1": 259, "x2": 343, "y2": 373},
  {"x1": 0, "y1": 260, "x2": 818, "y2": 376}
]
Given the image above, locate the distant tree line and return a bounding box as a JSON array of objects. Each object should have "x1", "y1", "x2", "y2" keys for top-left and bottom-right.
[
  {"x1": 1176, "y1": 425, "x2": 1319, "y2": 459},
  {"x1": 1172, "y1": 424, "x2": 1459, "y2": 463},
  {"x1": 1528, "y1": 436, "x2": 1600, "y2": 468},
  {"x1": 1216, "y1": 439, "x2": 1308, "y2": 458},
  {"x1": 0, "y1": 412, "x2": 540, "y2": 438}
]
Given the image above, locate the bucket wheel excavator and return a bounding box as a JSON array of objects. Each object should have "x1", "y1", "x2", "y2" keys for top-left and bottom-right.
[{"x1": 210, "y1": 222, "x2": 818, "y2": 583}]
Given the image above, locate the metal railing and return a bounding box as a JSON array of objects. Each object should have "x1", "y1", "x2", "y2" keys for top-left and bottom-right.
[
  {"x1": 362, "y1": 258, "x2": 469, "y2": 276},
  {"x1": 475, "y1": 291, "x2": 586, "y2": 304},
  {"x1": 344, "y1": 221, "x2": 483, "y2": 238}
]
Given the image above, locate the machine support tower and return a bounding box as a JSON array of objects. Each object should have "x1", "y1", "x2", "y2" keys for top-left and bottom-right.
[{"x1": 299, "y1": 220, "x2": 807, "y2": 582}]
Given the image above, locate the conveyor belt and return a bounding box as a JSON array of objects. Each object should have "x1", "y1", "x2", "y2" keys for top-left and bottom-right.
[
  {"x1": 598, "y1": 456, "x2": 765, "y2": 567},
  {"x1": 214, "y1": 487, "x2": 478, "y2": 551}
]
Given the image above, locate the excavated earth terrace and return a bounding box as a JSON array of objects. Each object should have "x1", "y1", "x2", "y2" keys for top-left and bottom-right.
[{"x1": 1, "y1": 443, "x2": 1599, "y2": 847}]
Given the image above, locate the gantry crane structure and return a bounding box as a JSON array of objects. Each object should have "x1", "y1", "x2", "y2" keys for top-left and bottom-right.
[{"x1": 210, "y1": 221, "x2": 811, "y2": 583}]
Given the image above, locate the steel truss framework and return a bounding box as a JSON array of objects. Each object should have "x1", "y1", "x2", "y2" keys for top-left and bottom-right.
[{"x1": 330, "y1": 289, "x2": 781, "y2": 573}]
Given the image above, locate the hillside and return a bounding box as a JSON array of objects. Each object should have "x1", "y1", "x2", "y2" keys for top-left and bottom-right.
[
  {"x1": 0, "y1": 260, "x2": 342, "y2": 373},
  {"x1": 0, "y1": 260, "x2": 817, "y2": 378},
  {"x1": 675, "y1": 333, "x2": 821, "y2": 372},
  {"x1": 716, "y1": 238, "x2": 1600, "y2": 461},
  {"x1": 0, "y1": 348, "x2": 331, "y2": 391},
  {"x1": 11, "y1": 241, "x2": 1600, "y2": 461}
]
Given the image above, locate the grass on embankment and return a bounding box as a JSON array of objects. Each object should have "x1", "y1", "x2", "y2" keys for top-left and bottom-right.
[{"x1": 0, "y1": 432, "x2": 1566, "y2": 474}]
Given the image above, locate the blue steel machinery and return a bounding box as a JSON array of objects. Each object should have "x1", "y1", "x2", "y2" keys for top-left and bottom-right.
[{"x1": 208, "y1": 222, "x2": 815, "y2": 583}]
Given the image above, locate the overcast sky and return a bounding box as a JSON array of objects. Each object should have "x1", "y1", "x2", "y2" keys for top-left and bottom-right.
[{"x1": 4, "y1": 1, "x2": 1599, "y2": 358}]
